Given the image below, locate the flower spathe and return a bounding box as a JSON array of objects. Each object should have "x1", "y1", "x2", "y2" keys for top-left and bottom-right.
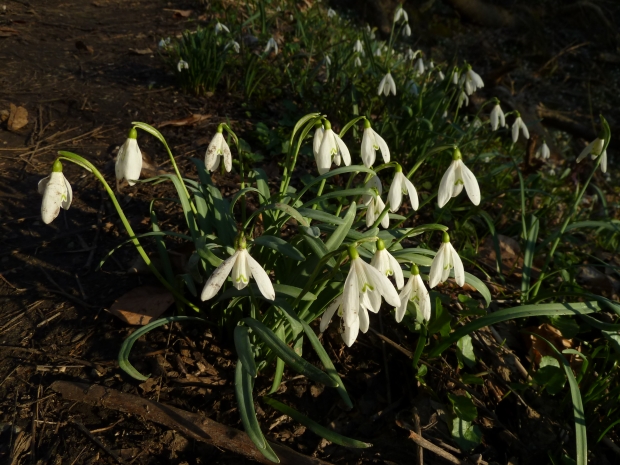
[
  {"x1": 429, "y1": 232, "x2": 465, "y2": 288},
  {"x1": 115, "y1": 127, "x2": 143, "y2": 186},
  {"x1": 490, "y1": 102, "x2": 505, "y2": 131},
  {"x1": 395, "y1": 264, "x2": 431, "y2": 322},
  {"x1": 388, "y1": 165, "x2": 419, "y2": 212},
  {"x1": 205, "y1": 125, "x2": 232, "y2": 172},
  {"x1": 371, "y1": 239, "x2": 404, "y2": 290},
  {"x1": 511, "y1": 113, "x2": 530, "y2": 143},
  {"x1": 177, "y1": 59, "x2": 189, "y2": 72},
  {"x1": 316, "y1": 121, "x2": 351, "y2": 175},
  {"x1": 200, "y1": 237, "x2": 275, "y2": 301},
  {"x1": 437, "y1": 147, "x2": 480, "y2": 208},
  {"x1": 577, "y1": 137, "x2": 607, "y2": 173},
  {"x1": 536, "y1": 141, "x2": 551, "y2": 160},
  {"x1": 320, "y1": 246, "x2": 400, "y2": 346},
  {"x1": 377, "y1": 72, "x2": 396, "y2": 97},
  {"x1": 264, "y1": 37, "x2": 278, "y2": 55},
  {"x1": 38, "y1": 159, "x2": 73, "y2": 224},
  {"x1": 361, "y1": 120, "x2": 390, "y2": 167}
]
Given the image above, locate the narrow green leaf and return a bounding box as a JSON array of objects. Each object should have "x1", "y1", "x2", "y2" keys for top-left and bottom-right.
[
  {"x1": 253, "y1": 235, "x2": 305, "y2": 261},
  {"x1": 242, "y1": 317, "x2": 338, "y2": 387},
  {"x1": 251, "y1": 168, "x2": 271, "y2": 204},
  {"x1": 216, "y1": 284, "x2": 316, "y2": 303},
  {"x1": 325, "y1": 202, "x2": 356, "y2": 252},
  {"x1": 234, "y1": 326, "x2": 257, "y2": 377},
  {"x1": 269, "y1": 325, "x2": 286, "y2": 394},
  {"x1": 206, "y1": 184, "x2": 237, "y2": 247},
  {"x1": 522, "y1": 214, "x2": 539, "y2": 299},
  {"x1": 235, "y1": 360, "x2": 269, "y2": 454},
  {"x1": 301, "y1": 188, "x2": 373, "y2": 208},
  {"x1": 262, "y1": 397, "x2": 370, "y2": 448},
  {"x1": 230, "y1": 187, "x2": 268, "y2": 214},
  {"x1": 297, "y1": 208, "x2": 346, "y2": 225}
]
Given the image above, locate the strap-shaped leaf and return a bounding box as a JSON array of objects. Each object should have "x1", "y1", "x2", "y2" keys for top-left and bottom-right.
[
  {"x1": 241, "y1": 317, "x2": 338, "y2": 387},
  {"x1": 269, "y1": 325, "x2": 286, "y2": 394},
  {"x1": 251, "y1": 168, "x2": 271, "y2": 205},
  {"x1": 206, "y1": 184, "x2": 237, "y2": 247},
  {"x1": 262, "y1": 397, "x2": 370, "y2": 448},
  {"x1": 301, "y1": 188, "x2": 373, "y2": 208},
  {"x1": 234, "y1": 326, "x2": 257, "y2": 377},
  {"x1": 297, "y1": 208, "x2": 346, "y2": 225},
  {"x1": 230, "y1": 187, "x2": 268, "y2": 213},
  {"x1": 216, "y1": 284, "x2": 316, "y2": 303},
  {"x1": 325, "y1": 202, "x2": 356, "y2": 252},
  {"x1": 253, "y1": 235, "x2": 305, "y2": 261},
  {"x1": 300, "y1": 320, "x2": 352, "y2": 409},
  {"x1": 521, "y1": 214, "x2": 539, "y2": 300},
  {"x1": 119, "y1": 316, "x2": 206, "y2": 381}
]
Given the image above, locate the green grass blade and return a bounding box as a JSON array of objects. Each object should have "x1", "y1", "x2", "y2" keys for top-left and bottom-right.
[
  {"x1": 262, "y1": 397, "x2": 370, "y2": 448},
  {"x1": 429, "y1": 302, "x2": 600, "y2": 357},
  {"x1": 234, "y1": 326, "x2": 257, "y2": 378},
  {"x1": 242, "y1": 317, "x2": 338, "y2": 387},
  {"x1": 301, "y1": 188, "x2": 373, "y2": 208},
  {"x1": 297, "y1": 208, "x2": 346, "y2": 225},
  {"x1": 253, "y1": 235, "x2": 305, "y2": 261},
  {"x1": 521, "y1": 214, "x2": 539, "y2": 301}
]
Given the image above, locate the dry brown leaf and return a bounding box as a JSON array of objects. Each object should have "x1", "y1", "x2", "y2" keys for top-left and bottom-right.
[
  {"x1": 0, "y1": 26, "x2": 19, "y2": 38},
  {"x1": 157, "y1": 114, "x2": 211, "y2": 128},
  {"x1": 526, "y1": 323, "x2": 573, "y2": 366},
  {"x1": 7, "y1": 104, "x2": 28, "y2": 132},
  {"x1": 129, "y1": 48, "x2": 153, "y2": 55},
  {"x1": 164, "y1": 8, "x2": 192, "y2": 18},
  {"x1": 75, "y1": 41, "x2": 94, "y2": 53},
  {"x1": 108, "y1": 285, "x2": 174, "y2": 325}
]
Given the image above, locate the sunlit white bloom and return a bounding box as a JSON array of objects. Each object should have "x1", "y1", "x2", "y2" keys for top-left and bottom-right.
[
  {"x1": 438, "y1": 70, "x2": 445, "y2": 81},
  {"x1": 402, "y1": 23, "x2": 411, "y2": 37},
  {"x1": 457, "y1": 91, "x2": 469, "y2": 108},
  {"x1": 371, "y1": 239, "x2": 404, "y2": 290},
  {"x1": 200, "y1": 238, "x2": 275, "y2": 301},
  {"x1": 205, "y1": 126, "x2": 232, "y2": 172},
  {"x1": 413, "y1": 58, "x2": 425, "y2": 76},
  {"x1": 360, "y1": 121, "x2": 390, "y2": 168},
  {"x1": 511, "y1": 113, "x2": 530, "y2": 143},
  {"x1": 320, "y1": 246, "x2": 400, "y2": 346},
  {"x1": 429, "y1": 232, "x2": 465, "y2": 288},
  {"x1": 438, "y1": 147, "x2": 480, "y2": 208},
  {"x1": 452, "y1": 69, "x2": 460, "y2": 85},
  {"x1": 388, "y1": 167, "x2": 419, "y2": 212},
  {"x1": 461, "y1": 66, "x2": 484, "y2": 95},
  {"x1": 394, "y1": 5, "x2": 408, "y2": 23},
  {"x1": 312, "y1": 124, "x2": 324, "y2": 160},
  {"x1": 225, "y1": 40, "x2": 240, "y2": 53},
  {"x1": 362, "y1": 175, "x2": 382, "y2": 205},
  {"x1": 214, "y1": 22, "x2": 229, "y2": 35},
  {"x1": 354, "y1": 56, "x2": 362, "y2": 67},
  {"x1": 377, "y1": 72, "x2": 396, "y2": 97},
  {"x1": 405, "y1": 48, "x2": 416, "y2": 61},
  {"x1": 577, "y1": 137, "x2": 607, "y2": 173},
  {"x1": 158, "y1": 37, "x2": 171, "y2": 48},
  {"x1": 353, "y1": 39, "x2": 364, "y2": 56},
  {"x1": 489, "y1": 102, "x2": 505, "y2": 131},
  {"x1": 366, "y1": 24, "x2": 376, "y2": 40},
  {"x1": 395, "y1": 265, "x2": 430, "y2": 322},
  {"x1": 536, "y1": 141, "x2": 551, "y2": 160},
  {"x1": 38, "y1": 160, "x2": 72, "y2": 224},
  {"x1": 366, "y1": 193, "x2": 389, "y2": 229},
  {"x1": 177, "y1": 59, "x2": 189, "y2": 72},
  {"x1": 115, "y1": 128, "x2": 143, "y2": 186},
  {"x1": 327, "y1": 8, "x2": 337, "y2": 18},
  {"x1": 324, "y1": 54, "x2": 331, "y2": 66},
  {"x1": 264, "y1": 37, "x2": 278, "y2": 55},
  {"x1": 317, "y1": 122, "x2": 351, "y2": 174}
]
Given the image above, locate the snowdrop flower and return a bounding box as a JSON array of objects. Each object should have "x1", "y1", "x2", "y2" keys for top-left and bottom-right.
[
  {"x1": 201, "y1": 235, "x2": 275, "y2": 301},
  {"x1": 374, "y1": 47, "x2": 382, "y2": 57},
  {"x1": 413, "y1": 57, "x2": 425, "y2": 76},
  {"x1": 312, "y1": 122, "x2": 324, "y2": 160},
  {"x1": 225, "y1": 40, "x2": 240, "y2": 53},
  {"x1": 402, "y1": 23, "x2": 411, "y2": 37},
  {"x1": 577, "y1": 136, "x2": 607, "y2": 173},
  {"x1": 366, "y1": 24, "x2": 376, "y2": 40},
  {"x1": 38, "y1": 159, "x2": 73, "y2": 224},
  {"x1": 361, "y1": 119, "x2": 390, "y2": 167},
  {"x1": 377, "y1": 72, "x2": 396, "y2": 97},
  {"x1": 205, "y1": 124, "x2": 232, "y2": 172},
  {"x1": 395, "y1": 264, "x2": 430, "y2": 322},
  {"x1": 320, "y1": 246, "x2": 400, "y2": 346},
  {"x1": 461, "y1": 65, "x2": 484, "y2": 95},
  {"x1": 371, "y1": 239, "x2": 404, "y2": 290},
  {"x1": 452, "y1": 69, "x2": 460, "y2": 85},
  {"x1": 317, "y1": 120, "x2": 351, "y2": 175},
  {"x1": 511, "y1": 112, "x2": 530, "y2": 143},
  {"x1": 429, "y1": 232, "x2": 465, "y2": 288},
  {"x1": 438, "y1": 147, "x2": 480, "y2": 208},
  {"x1": 362, "y1": 175, "x2": 382, "y2": 206},
  {"x1": 366, "y1": 192, "x2": 389, "y2": 229},
  {"x1": 214, "y1": 22, "x2": 229, "y2": 35},
  {"x1": 327, "y1": 8, "x2": 337, "y2": 18},
  {"x1": 324, "y1": 54, "x2": 331, "y2": 66},
  {"x1": 264, "y1": 37, "x2": 278, "y2": 55},
  {"x1": 405, "y1": 48, "x2": 416, "y2": 61},
  {"x1": 353, "y1": 39, "x2": 364, "y2": 56},
  {"x1": 115, "y1": 127, "x2": 143, "y2": 186},
  {"x1": 388, "y1": 164, "x2": 419, "y2": 212},
  {"x1": 394, "y1": 5, "x2": 408, "y2": 23},
  {"x1": 354, "y1": 56, "x2": 362, "y2": 67},
  {"x1": 177, "y1": 59, "x2": 189, "y2": 72},
  {"x1": 457, "y1": 91, "x2": 469, "y2": 109},
  {"x1": 489, "y1": 101, "x2": 505, "y2": 131},
  {"x1": 437, "y1": 70, "x2": 445, "y2": 81},
  {"x1": 158, "y1": 37, "x2": 170, "y2": 48},
  {"x1": 536, "y1": 141, "x2": 551, "y2": 160}
]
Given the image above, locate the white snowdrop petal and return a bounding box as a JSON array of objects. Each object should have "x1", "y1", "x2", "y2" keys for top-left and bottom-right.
[
  {"x1": 387, "y1": 253, "x2": 404, "y2": 290},
  {"x1": 460, "y1": 162, "x2": 480, "y2": 206},
  {"x1": 205, "y1": 132, "x2": 223, "y2": 172},
  {"x1": 437, "y1": 160, "x2": 457, "y2": 208},
  {"x1": 577, "y1": 139, "x2": 597, "y2": 163},
  {"x1": 361, "y1": 128, "x2": 376, "y2": 167},
  {"x1": 335, "y1": 135, "x2": 351, "y2": 166},
  {"x1": 402, "y1": 176, "x2": 419, "y2": 210},
  {"x1": 200, "y1": 251, "x2": 239, "y2": 301},
  {"x1": 313, "y1": 127, "x2": 324, "y2": 159},
  {"x1": 320, "y1": 296, "x2": 341, "y2": 333},
  {"x1": 511, "y1": 120, "x2": 520, "y2": 143},
  {"x1": 520, "y1": 121, "x2": 530, "y2": 140},
  {"x1": 317, "y1": 130, "x2": 335, "y2": 174},
  {"x1": 246, "y1": 251, "x2": 275, "y2": 300},
  {"x1": 601, "y1": 150, "x2": 607, "y2": 173},
  {"x1": 387, "y1": 174, "x2": 402, "y2": 212},
  {"x1": 38, "y1": 176, "x2": 50, "y2": 195},
  {"x1": 428, "y1": 245, "x2": 445, "y2": 288},
  {"x1": 62, "y1": 175, "x2": 73, "y2": 210},
  {"x1": 450, "y1": 244, "x2": 465, "y2": 286},
  {"x1": 343, "y1": 320, "x2": 359, "y2": 347},
  {"x1": 358, "y1": 306, "x2": 370, "y2": 333},
  {"x1": 374, "y1": 131, "x2": 390, "y2": 163}
]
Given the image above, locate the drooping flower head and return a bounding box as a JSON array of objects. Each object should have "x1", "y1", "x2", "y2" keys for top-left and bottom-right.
[
  {"x1": 201, "y1": 234, "x2": 275, "y2": 301},
  {"x1": 577, "y1": 135, "x2": 608, "y2": 173},
  {"x1": 205, "y1": 124, "x2": 232, "y2": 172},
  {"x1": 413, "y1": 57, "x2": 425, "y2": 76},
  {"x1": 115, "y1": 127, "x2": 143, "y2": 187},
  {"x1": 353, "y1": 39, "x2": 364, "y2": 56},
  {"x1": 264, "y1": 37, "x2": 278, "y2": 55},
  {"x1": 214, "y1": 22, "x2": 229, "y2": 35},
  {"x1": 460, "y1": 64, "x2": 484, "y2": 95},
  {"x1": 437, "y1": 147, "x2": 480, "y2": 208},
  {"x1": 490, "y1": 100, "x2": 505, "y2": 131},
  {"x1": 395, "y1": 264, "x2": 431, "y2": 322},
  {"x1": 38, "y1": 159, "x2": 73, "y2": 224},
  {"x1": 316, "y1": 120, "x2": 351, "y2": 175},
  {"x1": 370, "y1": 239, "x2": 404, "y2": 290},
  {"x1": 177, "y1": 59, "x2": 189, "y2": 72},
  {"x1": 377, "y1": 72, "x2": 397, "y2": 97},
  {"x1": 327, "y1": 8, "x2": 337, "y2": 18},
  {"x1": 312, "y1": 121, "x2": 324, "y2": 161},
  {"x1": 361, "y1": 119, "x2": 390, "y2": 167},
  {"x1": 393, "y1": 5, "x2": 408, "y2": 23},
  {"x1": 402, "y1": 23, "x2": 411, "y2": 37},
  {"x1": 536, "y1": 141, "x2": 551, "y2": 160},
  {"x1": 511, "y1": 111, "x2": 530, "y2": 143},
  {"x1": 225, "y1": 40, "x2": 240, "y2": 53},
  {"x1": 429, "y1": 232, "x2": 465, "y2": 288},
  {"x1": 320, "y1": 245, "x2": 400, "y2": 346},
  {"x1": 457, "y1": 91, "x2": 469, "y2": 109},
  {"x1": 388, "y1": 164, "x2": 419, "y2": 212}
]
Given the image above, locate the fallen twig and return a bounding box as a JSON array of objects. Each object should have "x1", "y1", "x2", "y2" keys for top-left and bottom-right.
[
  {"x1": 51, "y1": 381, "x2": 334, "y2": 465},
  {"x1": 396, "y1": 419, "x2": 465, "y2": 465}
]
